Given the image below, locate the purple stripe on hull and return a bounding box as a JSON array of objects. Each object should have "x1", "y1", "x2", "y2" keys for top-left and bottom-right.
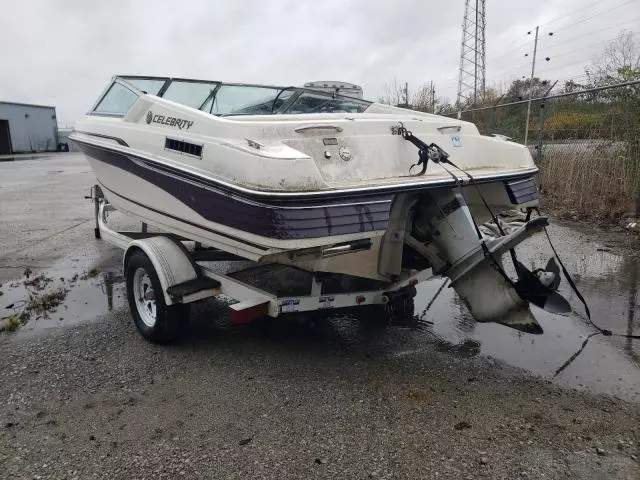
[{"x1": 76, "y1": 141, "x2": 393, "y2": 240}]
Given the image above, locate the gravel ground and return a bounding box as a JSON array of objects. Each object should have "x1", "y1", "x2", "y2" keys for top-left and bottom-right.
[
  {"x1": 1, "y1": 153, "x2": 639, "y2": 479},
  {"x1": 1, "y1": 308, "x2": 639, "y2": 479}
]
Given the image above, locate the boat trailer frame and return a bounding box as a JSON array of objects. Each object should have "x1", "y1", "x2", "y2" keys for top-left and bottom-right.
[{"x1": 88, "y1": 185, "x2": 433, "y2": 326}]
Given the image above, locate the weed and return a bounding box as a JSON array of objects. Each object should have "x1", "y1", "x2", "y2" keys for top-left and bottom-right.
[
  {"x1": 0, "y1": 315, "x2": 21, "y2": 333},
  {"x1": 22, "y1": 287, "x2": 69, "y2": 321},
  {"x1": 81, "y1": 266, "x2": 102, "y2": 280},
  {"x1": 539, "y1": 149, "x2": 639, "y2": 224},
  {"x1": 23, "y1": 274, "x2": 53, "y2": 291}
]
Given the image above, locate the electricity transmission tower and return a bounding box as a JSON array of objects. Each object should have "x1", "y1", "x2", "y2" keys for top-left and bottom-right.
[{"x1": 456, "y1": 0, "x2": 486, "y2": 107}]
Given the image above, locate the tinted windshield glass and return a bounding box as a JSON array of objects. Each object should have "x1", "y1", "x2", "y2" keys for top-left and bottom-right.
[
  {"x1": 284, "y1": 91, "x2": 370, "y2": 114},
  {"x1": 211, "y1": 85, "x2": 283, "y2": 115},
  {"x1": 94, "y1": 82, "x2": 139, "y2": 115},
  {"x1": 121, "y1": 78, "x2": 166, "y2": 95},
  {"x1": 108, "y1": 77, "x2": 372, "y2": 116},
  {"x1": 163, "y1": 81, "x2": 218, "y2": 109}
]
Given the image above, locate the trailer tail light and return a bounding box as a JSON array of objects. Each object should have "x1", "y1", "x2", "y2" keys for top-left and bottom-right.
[{"x1": 229, "y1": 299, "x2": 270, "y2": 324}]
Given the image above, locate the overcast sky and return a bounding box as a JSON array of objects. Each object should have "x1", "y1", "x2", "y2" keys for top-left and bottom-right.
[{"x1": 1, "y1": 0, "x2": 638, "y2": 124}]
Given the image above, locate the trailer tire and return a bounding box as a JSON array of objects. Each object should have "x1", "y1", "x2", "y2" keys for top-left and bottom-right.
[{"x1": 125, "y1": 250, "x2": 190, "y2": 344}]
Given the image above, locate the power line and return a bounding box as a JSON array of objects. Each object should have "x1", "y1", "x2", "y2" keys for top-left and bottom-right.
[
  {"x1": 484, "y1": 0, "x2": 637, "y2": 77},
  {"x1": 486, "y1": 61, "x2": 531, "y2": 81},
  {"x1": 485, "y1": 34, "x2": 531, "y2": 61},
  {"x1": 543, "y1": 16, "x2": 640, "y2": 51},
  {"x1": 550, "y1": 0, "x2": 637, "y2": 35},
  {"x1": 485, "y1": 28, "x2": 639, "y2": 88},
  {"x1": 536, "y1": 57, "x2": 603, "y2": 76},
  {"x1": 547, "y1": 32, "x2": 640, "y2": 61},
  {"x1": 487, "y1": 19, "x2": 640, "y2": 76},
  {"x1": 484, "y1": 40, "x2": 534, "y2": 66},
  {"x1": 540, "y1": 0, "x2": 636, "y2": 29},
  {"x1": 423, "y1": 2, "x2": 639, "y2": 99}
]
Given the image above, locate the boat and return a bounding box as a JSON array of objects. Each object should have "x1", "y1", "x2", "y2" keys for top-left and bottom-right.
[{"x1": 71, "y1": 75, "x2": 569, "y2": 334}]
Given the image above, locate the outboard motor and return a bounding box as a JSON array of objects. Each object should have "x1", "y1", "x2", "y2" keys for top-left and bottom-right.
[{"x1": 410, "y1": 190, "x2": 568, "y2": 334}]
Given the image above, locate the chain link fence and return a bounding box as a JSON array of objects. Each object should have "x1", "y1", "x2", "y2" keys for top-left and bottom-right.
[{"x1": 445, "y1": 80, "x2": 640, "y2": 221}]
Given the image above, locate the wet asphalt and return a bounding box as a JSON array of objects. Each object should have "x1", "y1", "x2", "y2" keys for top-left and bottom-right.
[{"x1": 0, "y1": 153, "x2": 639, "y2": 479}]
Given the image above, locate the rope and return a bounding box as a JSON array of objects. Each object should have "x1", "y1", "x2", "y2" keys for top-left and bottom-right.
[
  {"x1": 543, "y1": 226, "x2": 640, "y2": 340},
  {"x1": 394, "y1": 127, "x2": 640, "y2": 350},
  {"x1": 553, "y1": 332, "x2": 600, "y2": 377}
]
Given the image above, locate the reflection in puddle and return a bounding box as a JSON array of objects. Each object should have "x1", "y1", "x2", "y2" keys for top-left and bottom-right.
[
  {"x1": 624, "y1": 258, "x2": 639, "y2": 366},
  {"x1": 408, "y1": 227, "x2": 640, "y2": 402},
  {"x1": 102, "y1": 271, "x2": 124, "y2": 311}
]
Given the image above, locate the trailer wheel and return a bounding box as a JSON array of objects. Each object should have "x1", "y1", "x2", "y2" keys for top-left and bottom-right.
[{"x1": 125, "y1": 250, "x2": 190, "y2": 343}]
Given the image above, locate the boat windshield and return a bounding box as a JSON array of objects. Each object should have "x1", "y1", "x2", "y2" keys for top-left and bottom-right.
[
  {"x1": 219, "y1": 86, "x2": 371, "y2": 115},
  {"x1": 113, "y1": 76, "x2": 372, "y2": 116}
]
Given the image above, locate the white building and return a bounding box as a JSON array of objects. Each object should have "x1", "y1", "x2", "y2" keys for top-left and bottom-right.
[{"x1": 0, "y1": 101, "x2": 60, "y2": 154}]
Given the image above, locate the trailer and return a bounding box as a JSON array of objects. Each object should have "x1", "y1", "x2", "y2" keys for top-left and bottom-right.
[{"x1": 88, "y1": 185, "x2": 429, "y2": 343}]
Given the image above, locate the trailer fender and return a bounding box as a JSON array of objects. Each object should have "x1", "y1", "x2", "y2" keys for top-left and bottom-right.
[{"x1": 124, "y1": 236, "x2": 198, "y2": 306}]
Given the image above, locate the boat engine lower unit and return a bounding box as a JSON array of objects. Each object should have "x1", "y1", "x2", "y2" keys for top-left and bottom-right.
[{"x1": 389, "y1": 184, "x2": 569, "y2": 334}]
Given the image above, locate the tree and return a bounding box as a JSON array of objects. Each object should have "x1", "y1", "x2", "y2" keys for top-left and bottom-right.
[
  {"x1": 434, "y1": 97, "x2": 454, "y2": 115},
  {"x1": 586, "y1": 30, "x2": 640, "y2": 86},
  {"x1": 378, "y1": 79, "x2": 406, "y2": 107},
  {"x1": 411, "y1": 83, "x2": 437, "y2": 113},
  {"x1": 503, "y1": 77, "x2": 553, "y2": 103},
  {"x1": 378, "y1": 80, "x2": 446, "y2": 114},
  {"x1": 561, "y1": 79, "x2": 586, "y2": 95}
]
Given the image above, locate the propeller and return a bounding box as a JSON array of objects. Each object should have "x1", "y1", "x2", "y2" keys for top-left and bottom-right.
[
  {"x1": 545, "y1": 256, "x2": 561, "y2": 290},
  {"x1": 513, "y1": 257, "x2": 571, "y2": 314}
]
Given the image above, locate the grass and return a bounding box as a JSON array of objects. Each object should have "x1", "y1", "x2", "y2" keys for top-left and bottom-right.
[
  {"x1": 0, "y1": 315, "x2": 21, "y2": 333},
  {"x1": 1, "y1": 269, "x2": 74, "y2": 334},
  {"x1": 19, "y1": 287, "x2": 70, "y2": 323},
  {"x1": 538, "y1": 145, "x2": 640, "y2": 224},
  {"x1": 0, "y1": 287, "x2": 68, "y2": 334}
]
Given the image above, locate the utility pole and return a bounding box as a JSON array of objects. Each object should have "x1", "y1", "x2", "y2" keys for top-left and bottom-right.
[
  {"x1": 523, "y1": 26, "x2": 539, "y2": 145},
  {"x1": 430, "y1": 81, "x2": 435, "y2": 113},
  {"x1": 405, "y1": 82, "x2": 409, "y2": 106},
  {"x1": 524, "y1": 27, "x2": 553, "y2": 145}
]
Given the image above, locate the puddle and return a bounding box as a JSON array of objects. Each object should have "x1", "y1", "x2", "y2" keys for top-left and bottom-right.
[
  {"x1": 273, "y1": 223, "x2": 640, "y2": 402},
  {"x1": 1, "y1": 251, "x2": 125, "y2": 336},
  {"x1": 392, "y1": 223, "x2": 640, "y2": 402}
]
